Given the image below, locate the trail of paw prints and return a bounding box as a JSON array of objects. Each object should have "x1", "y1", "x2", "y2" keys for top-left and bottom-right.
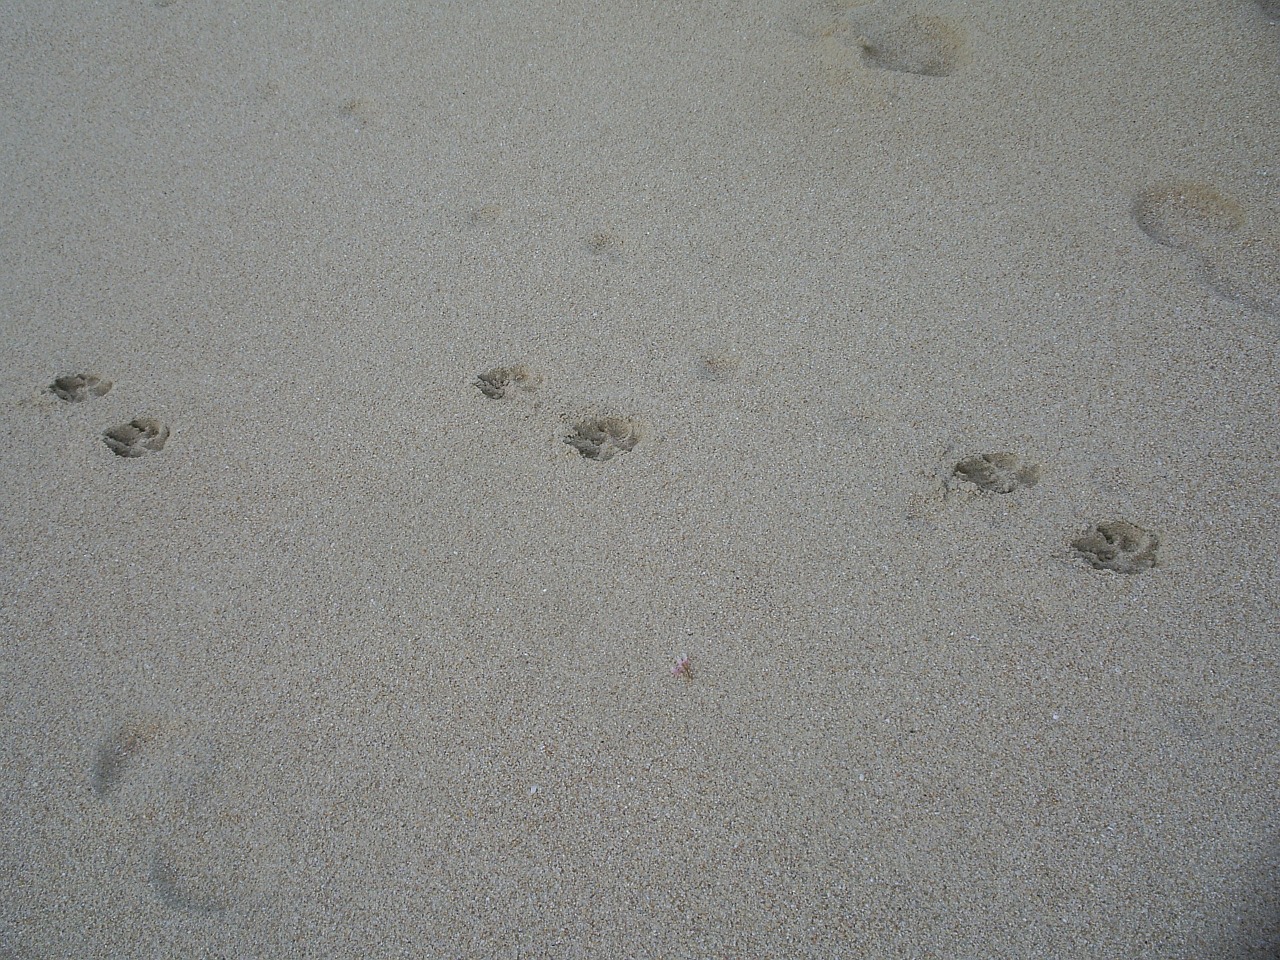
[
  {"x1": 468, "y1": 364, "x2": 647, "y2": 463},
  {"x1": 1070, "y1": 519, "x2": 1160, "y2": 574},
  {"x1": 35, "y1": 372, "x2": 172, "y2": 457},
  {"x1": 925, "y1": 448, "x2": 1165, "y2": 575},
  {"x1": 90, "y1": 716, "x2": 265, "y2": 914},
  {"x1": 1134, "y1": 182, "x2": 1279, "y2": 318}
]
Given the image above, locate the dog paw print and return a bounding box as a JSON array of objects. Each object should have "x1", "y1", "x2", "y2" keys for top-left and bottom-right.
[
  {"x1": 473, "y1": 364, "x2": 541, "y2": 400},
  {"x1": 1071, "y1": 520, "x2": 1159, "y2": 574},
  {"x1": 950, "y1": 452, "x2": 1040, "y2": 494},
  {"x1": 565, "y1": 416, "x2": 642, "y2": 462},
  {"x1": 50, "y1": 373, "x2": 112, "y2": 403},
  {"x1": 103, "y1": 418, "x2": 169, "y2": 458}
]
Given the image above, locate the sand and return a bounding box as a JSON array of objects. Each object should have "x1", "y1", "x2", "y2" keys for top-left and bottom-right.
[{"x1": 1, "y1": 0, "x2": 1277, "y2": 956}]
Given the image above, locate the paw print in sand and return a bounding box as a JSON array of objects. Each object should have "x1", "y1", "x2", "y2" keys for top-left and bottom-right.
[
  {"x1": 949, "y1": 452, "x2": 1040, "y2": 494},
  {"x1": 1071, "y1": 520, "x2": 1159, "y2": 574},
  {"x1": 51, "y1": 373, "x2": 112, "y2": 403},
  {"x1": 103, "y1": 418, "x2": 169, "y2": 458},
  {"x1": 565, "y1": 416, "x2": 642, "y2": 462},
  {"x1": 473, "y1": 364, "x2": 541, "y2": 400}
]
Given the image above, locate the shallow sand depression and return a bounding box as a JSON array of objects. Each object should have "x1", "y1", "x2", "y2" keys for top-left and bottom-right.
[{"x1": 1, "y1": 0, "x2": 1277, "y2": 957}]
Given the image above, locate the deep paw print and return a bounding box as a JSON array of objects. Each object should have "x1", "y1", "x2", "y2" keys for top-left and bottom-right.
[
  {"x1": 566, "y1": 416, "x2": 642, "y2": 462},
  {"x1": 473, "y1": 364, "x2": 542, "y2": 400},
  {"x1": 103, "y1": 418, "x2": 169, "y2": 458},
  {"x1": 50, "y1": 373, "x2": 112, "y2": 403},
  {"x1": 1071, "y1": 520, "x2": 1159, "y2": 574},
  {"x1": 949, "y1": 452, "x2": 1040, "y2": 494}
]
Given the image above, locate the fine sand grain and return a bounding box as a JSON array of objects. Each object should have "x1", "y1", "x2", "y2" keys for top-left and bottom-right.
[{"x1": 1, "y1": 0, "x2": 1277, "y2": 957}]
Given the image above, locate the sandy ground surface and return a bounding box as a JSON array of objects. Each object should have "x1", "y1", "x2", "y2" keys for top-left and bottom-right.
[{"x1": 1, "y1": 0, "x2": 1278, "y2": 956}]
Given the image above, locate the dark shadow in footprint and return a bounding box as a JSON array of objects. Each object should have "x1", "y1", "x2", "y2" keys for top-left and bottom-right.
[
  {"x1": 51, "y1": 373, "x2": 112, "y2": 403},
  {"x1": 566, "y1": 416, "x2": 642, "y2": 462},
  {"x1": 103, "y1": 418, "x2": 169, "y2": 458},
  {"x1": 854, "y1": 14, "x2": 968, "y2": 77},
  {"x1": 1071, "y1": 520, "x2": 1159, "y2": 574},
  {"x1": 950, "y1": 452, "x2": 1040, "y2": 494},
  {"x1": 92, "y1": 721, "x2": 162, "y2": 797},
  {"x1": 1133, "y1": 183, "x2": 1245, "y2": 253},
  {"x1": 474, "y1": 364, "x2": 542, "y2": 400}
]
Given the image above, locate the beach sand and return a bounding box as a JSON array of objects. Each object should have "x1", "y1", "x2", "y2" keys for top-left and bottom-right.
[{"x1": 1, "y1": 0, "x2": 1277, "y2": 956}]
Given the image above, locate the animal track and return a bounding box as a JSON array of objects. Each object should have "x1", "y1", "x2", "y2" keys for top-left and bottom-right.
[
  {"x1": 1071, "y1": 520, "x2": 1160, "y2": 574},
  {"x1": 338, "y1": 97, "x2": 377, "y2": 130},
  {"x1": 103, "y1": 418, "x2": 169, "y2": 458},
  {"x1": 585, "y1": 229, "x2": 624, "y2": 260},
  {"x1": 695, "y1": 354, "x2": 742, "y2": 383},
  {"x1": 1134, "y1": 182, "x2": 1279, "y2": 317},
  {"x1": 1201, "y1": 235, "x2": 1280, "y2": 317},
  {"x1": 50, "y1": 373, "x2": 112, "y2": 403},
  {"x1": 1133, "y1": 183, "x2": 1245, "y2": 253},
  {"x1": 92, "y1": 721, "x2": 163, "y2": 796},
  {"x1": 853, "y1": 13, "x2": 969, "y2": 76},
  {"x1": 474, "y1": 364, "x2": 541, "y2": 399},
  {"x1": 950, "y1": 453, "x2": 1040, "y2": 494},
  {"x1": 150, "y1": 856, "x2": 227, "y2": 915},
  {"x1": 566, "y1": 416, "x2": 642, "y2": 462}
]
